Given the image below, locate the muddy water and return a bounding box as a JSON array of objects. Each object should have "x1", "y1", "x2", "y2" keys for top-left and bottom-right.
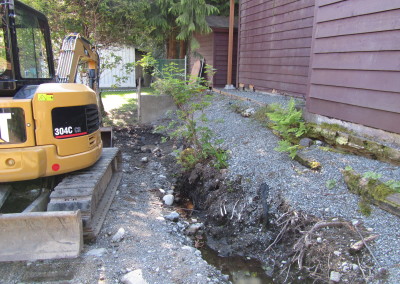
[{"x1": 200, "y1": 245, "x2": 274, "y2": 284}]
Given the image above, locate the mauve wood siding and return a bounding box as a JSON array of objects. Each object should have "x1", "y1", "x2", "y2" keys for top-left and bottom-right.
[
  {"x1": 307, "y1": 0, "x2": 400, "y2": 134},
  {"x1": 238, "y1": 0, "x2": 315, "y2": 96},
  {"x1": 213, "y1": 29, "x2": 238, "y2": 87},
  {"x1": 194, "y1": 33, "x2": 214, "y2": 68},
  {"x1": 192, "y1": 29, "x2": 237, "y2": 87}
]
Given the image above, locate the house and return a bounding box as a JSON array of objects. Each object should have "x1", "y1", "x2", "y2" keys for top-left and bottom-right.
[
  {"x1": 191, "y1": 16, "x2": 238, "y2": 88},
  {"x1": 237, "y1": 0, "x2": 400, "y2": 135}
]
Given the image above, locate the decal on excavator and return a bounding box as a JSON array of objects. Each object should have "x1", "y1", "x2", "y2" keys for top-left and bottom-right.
[
  {"x1": 0, "y1": 108, "x2": 26, "y2": 144},
  {"x1": 52, "y1": 104, "x2": 99, "y2": 139}
]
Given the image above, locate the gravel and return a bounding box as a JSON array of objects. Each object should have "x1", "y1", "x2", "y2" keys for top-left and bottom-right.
[{"x1": 202, "y1": 90, "x2": 400, "y2": 283}]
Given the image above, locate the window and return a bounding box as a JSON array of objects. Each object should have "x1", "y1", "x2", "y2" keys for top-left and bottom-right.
[
  {"x1": 15, "y1": 8, "x2": 50, "y2": 78},
  {"x1": 0, "y1": 108, "x2": 26, "y2": 144}
]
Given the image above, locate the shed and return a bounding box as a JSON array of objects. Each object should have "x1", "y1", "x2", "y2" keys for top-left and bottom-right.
[
  {"x1": 191, "y1": 16, "x2": 238, "y2": 88},
  {"x1": 99, "y1": 45, "x2": 136, "y2": 89}
]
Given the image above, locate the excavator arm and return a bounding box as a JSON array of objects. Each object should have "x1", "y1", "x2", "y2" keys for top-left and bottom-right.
[{"x1": 56, "y1": 33, "x2": 99, "y2": 91}]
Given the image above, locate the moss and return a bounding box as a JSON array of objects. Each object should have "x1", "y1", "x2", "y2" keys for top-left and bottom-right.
[
  {"x1": 253, "y1": 106, "x2": 270, "y2": 124},
  {"x1": 372, "y1": 183, "x2": 395, "y2": 201},
  {"x1": 343, "y1": 169, "x2": 397, "y2": 215},
  {"x1": 320, "y1": 122, "x2": 350, "y2": 134},
  {"x1": 358, "y1": 198, "x2": 372, "y2": 216}
]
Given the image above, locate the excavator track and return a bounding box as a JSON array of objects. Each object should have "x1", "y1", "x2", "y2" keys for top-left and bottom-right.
[{"x1": 47, "y1": 147, "x2": 122, "y2": 239}]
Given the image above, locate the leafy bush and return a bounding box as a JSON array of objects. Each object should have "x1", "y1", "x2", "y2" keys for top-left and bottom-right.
[
  {"x1": 266, "y1": 98, "x2": 308, "y2": 158},
  {"x1": 140, "y1": 56, "x2": 227, "y2": 171}
]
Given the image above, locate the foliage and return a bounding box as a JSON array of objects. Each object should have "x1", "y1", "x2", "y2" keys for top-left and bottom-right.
[
  {"x1": 362, "y1": 171, "x2": 382, "y2": 180},
  {"x1": 266, "y1": 99, "x2": 308, "y2": 158},
  {"x1": 275, "y1": 140, "x2": 300, "y2": 159},
  {"x1": 385, "y1": 180, "x2": 400, "y2": 193},
  {"x1": 22, "y1": 0, "x2": 152, "y2": 48},
  {"x1": 326, "y1": 179, "x2": 337, "y2": 190},
  {"x1": 139, "y1": 56, "x2": 227, "y2": 170}
]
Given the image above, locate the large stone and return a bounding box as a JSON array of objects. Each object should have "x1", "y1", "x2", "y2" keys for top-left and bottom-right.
[
  {"x1": 163, "y1": 194, "x2": 174, "y2": 206},
  {"x1": 164, "y1": 211, "x2": 180, "y2": 222},
  {"x1": 112, "y1": 227, "x2": 125, "y2": 242},
  {"x1": 299, "y1": 138, "x2": 313, "y2": 147},
  {"x1": 330, "y1": 271, "x2": 341, "y2": 283},
  {"x1": 121, "y1": 269, "x2": 148, "y2": 284}
]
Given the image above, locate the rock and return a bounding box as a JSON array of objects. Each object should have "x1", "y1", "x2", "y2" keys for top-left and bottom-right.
[
  {"x1": 112, "y1": 227, "x2": 125, "y2": 242},
  {"x1": 333, "y1": 251, "x2": 341, "y2": 256},
  {"x1": 182, "y1": 245, "x2": 195, "y2": 252},
  {"x1": 352, "y1": 264, "x2": 359, "y2": 271},
  {"x1": 330, "y1": 271, "x2": 341, "y2": 283},
  {"x1": 163, "y1": 194, "x2": 174, "y2": 206},
  {"x1": 165, "y1": 211, "x2": 180, "y2": 222},
  {"x1": 241, "y1": 108, "x2": 255, "y2": 117},
  {"x1": 299, "y1": 138, "x2": 313, "y2": 147},
  {"x1": 315, "y1": 140, "x2": 324, "y2": 146},
  {"x1": 317, "y1": 237, "x2": 323, "y2": 243},
  {"x1": 86, "y1": 248, "x2": 107, "y2": 257},
  {"x1": 141, "y1": 157, "x2": 149, "y2": 163},
  {"x1": 121, "y1": 269, "x2": 148, "y2": 284},
  {"x1": 159, "y1": 188, "x2": 166, "y2": 194},
  {"x1": 186, "y1": 223, "x2": 203, "y2": 235}
]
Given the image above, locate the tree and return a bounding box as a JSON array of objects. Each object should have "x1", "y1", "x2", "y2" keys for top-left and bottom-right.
[
  {"x1": 21, "y1": 0, "x2": 152, "y2": 49},
  {"x1": 147, "y1": 0, "x2": 218, "y2": 59}
]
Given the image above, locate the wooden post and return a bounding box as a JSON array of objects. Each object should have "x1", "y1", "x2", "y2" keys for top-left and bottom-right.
[{"x1": 225, "y1": 0, "x2": 235, "y2": 89}]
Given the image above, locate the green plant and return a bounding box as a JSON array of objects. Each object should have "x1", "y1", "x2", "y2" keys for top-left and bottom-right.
[
  {"x1": 326, "y1": 179, "x2": 337, "y2": 190},
  {"x1": 139, "y1": 56, "x2": 227, "y2": 171},
  {"x1": 385, "y1": 180, "x2": 400, "y2": 193},
  {"x1": 363, "y1": 171, "x2": 382, "y2": 180},
  {"x1": 267, "y1": 99, "x2": 308, "y2": 158},
  {"x1": 345, "y1": 165, "x2": 353, "y2": 171},
  {"x1": 275, "y1": 140, "x2": 300, "y2": 159}
]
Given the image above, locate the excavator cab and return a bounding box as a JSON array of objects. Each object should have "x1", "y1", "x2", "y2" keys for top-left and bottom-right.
[
  {"x1": 0, "y1": 0, "x2": 55, "y2": 96},
  {"x1": 0, "y1": 0, "x2": 102, "y2": 182}
]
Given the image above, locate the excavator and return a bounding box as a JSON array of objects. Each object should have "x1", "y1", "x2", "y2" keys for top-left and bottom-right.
[{"x1": 0, "y1": 0, "x2": 122, "y2": 261}]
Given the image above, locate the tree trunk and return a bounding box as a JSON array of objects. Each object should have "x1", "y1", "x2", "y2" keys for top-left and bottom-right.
[{"x1": 179, "y1": 40, "x2": 186, "y2": 59}]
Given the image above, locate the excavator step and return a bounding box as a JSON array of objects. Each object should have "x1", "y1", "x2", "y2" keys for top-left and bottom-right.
[{"x1": 47, "y1": 147, "x2": 122, "y2": 239}]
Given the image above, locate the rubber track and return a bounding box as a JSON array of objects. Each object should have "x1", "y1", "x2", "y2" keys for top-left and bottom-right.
[{"x1": 47, "y1": 148, "x2": 122, "y2": 239}]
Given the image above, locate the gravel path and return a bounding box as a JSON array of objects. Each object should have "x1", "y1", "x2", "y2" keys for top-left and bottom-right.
[
  {"x1": 203, "y1": 91, "x2": 400, "y2": 283},
  {"x1": 0, "y1": 129, "x2": 229, "y2": 284}
]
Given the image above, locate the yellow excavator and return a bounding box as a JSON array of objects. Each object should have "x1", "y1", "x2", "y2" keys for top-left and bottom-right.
[{"x1": 0, "y1": 0, "x2": 122, "y2": 261}]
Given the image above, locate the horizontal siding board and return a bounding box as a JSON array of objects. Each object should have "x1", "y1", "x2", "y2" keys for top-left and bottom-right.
[
  {"x1": 312, "y1": 51, "x2": 400, "y2": 71},
  {"x1": 240, "y1": 47, "x2": 312, "y2": 58},
  {"x1": 316, "y1": 0, "x2": 400, "y2": 23},
  {"x1": 240, "y1": 38, "x2": 312, "y2": 52},
  {"x1": 242, "y1": 6, "x2": 315, "y2": 30},
  {"x1": 308, "y1": 99, "x2": 400, "y2": 133},
  {"x1": 313, "y1": 30, "x2": 400, "y2": 53},
  {"x1": 242, "y1": 0, "x2": 314, "y2": 24},
  {"x1": 319, "y1": 0, "x2": 345, "y2": 6},
  {"x1": 241, "y1": 27, "x2": 313, "y2": 44},
  {"x1": 240, "y1": 65, "x2": 309, "y2": 76},
  {"x1": 309, "y1": 85, "x2": 400, "y2": 113},
  {"x1": 315, "y1": 9, "x2": 400, "y2": 38},
  {"x1": 240, "y1": 56, "x2": 310, "y2": 67},
  {"x1": 241, "y1": 17, "x2": 314, "y2": 37},
  {"x1": 310, "y1": 69, "x2": 400, "y2": 93},
  {"x1": 240, "y1": 71, "x2": 307, "y2": 85}
]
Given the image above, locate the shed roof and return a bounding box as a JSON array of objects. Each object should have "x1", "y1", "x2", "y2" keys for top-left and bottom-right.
[{"x1": 206, "y1": 16, "x2": 238, "y2": 29}]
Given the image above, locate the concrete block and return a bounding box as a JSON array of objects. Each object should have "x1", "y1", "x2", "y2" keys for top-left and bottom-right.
[{"x1": 139, "y1": 94, "x2": 176, "y2": 124}]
